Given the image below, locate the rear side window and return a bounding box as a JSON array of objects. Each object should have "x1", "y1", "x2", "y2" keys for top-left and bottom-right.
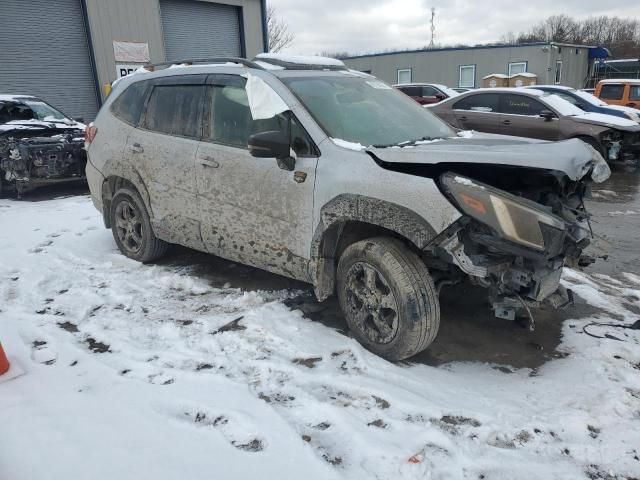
[
  {"x1": 499, "y1": 94, "x2": 547, "y2": 116},
  {"x1": 599, "y1": 84, "x2": 624, "y2": 100},
  {"x1": 111, "y1": 81, "x2": 149, "y2": 126},
  {"x1": 141, "y1": 84, "x2": 204, "y2": 138},
  {"x1": 398, "y1": 86, "x2": 421, "y2": 97},
  {"x1": 207, "y1": 79, "x2": 315, "y2": 156},
  {"x1": 630, "y1": 85, "x2": 640, "y2": 101},
  {"x1": 453, "y1": 93, "x2": 499, "y2": 112}
]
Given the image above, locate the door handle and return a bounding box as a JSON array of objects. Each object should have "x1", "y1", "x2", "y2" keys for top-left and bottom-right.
[
  {"x1": 198, "y1": 156, "x2": 219, "y2": 168},
  {"x1": 502, "y1": 120, "x2": 511, "y2": 125},
  {"x1": 130, "y1": 143, "x2": 144, "y2": 154},
  {"x1": 626, "y1": 102, "x2": 637, "y2": 108},
  {"x1": 459, "y1": 116, "x2": 468, "y2": 121}
]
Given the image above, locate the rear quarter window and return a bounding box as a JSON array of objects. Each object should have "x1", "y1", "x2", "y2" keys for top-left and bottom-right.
[
  {"x1": 599, "y1": 84, "x2": 624, "y2": 100},
  {"x1": 141, "y1": 84, "x2": 205, "y2": 139},
  {"x1": 630, "y1": 85, "x2": 640, "y2": 101},
  {"x1": 110, "y1": 81, "x2": 149, "y2": 126}
]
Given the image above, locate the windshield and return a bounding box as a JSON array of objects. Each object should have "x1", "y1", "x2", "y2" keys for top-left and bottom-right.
[
  {"x1": 542, "y1": 93, "x2": 585, "y2": 117},
  {"x1": 573, "y1": 90, "x2": 607, "y2": 107},
  {"x1": 23, "y1": 100, "x2": 72, "y2": 122},
  {"x1": 281, "y1": 75, "x2": 455, "y2": 147}
]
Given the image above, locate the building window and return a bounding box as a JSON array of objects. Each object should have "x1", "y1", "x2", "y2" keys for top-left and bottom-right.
[
  {"x1": 555, "y1": 60, "x2": 562, "y2": 84},
  {"x1": 397, "y1": 68, "x2": 412, "y2": 84},
  {"x1": 459, "y1": 65, "x2": 475, "y2": 88},
  {"x1": 508, "y1": 62, "x2": 527, "y2": 76}
]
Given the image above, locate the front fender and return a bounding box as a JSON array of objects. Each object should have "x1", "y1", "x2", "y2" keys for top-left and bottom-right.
[{"x1": 309, "y1": 194, "x2": 438, "y2": 301}]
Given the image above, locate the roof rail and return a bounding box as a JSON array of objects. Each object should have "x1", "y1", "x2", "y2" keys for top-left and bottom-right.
[{"x1": 144, "y1": 57, "x2": 264, "y2": 71}]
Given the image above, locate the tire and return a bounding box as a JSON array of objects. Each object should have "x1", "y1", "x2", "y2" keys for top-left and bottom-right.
[
  {"x1": 577, "y1": 136, "x2": 607, "y2": 160},
  {"x1": 110, "y1": 187, "x2": 168, "y2": 262},
  {"x1": 336, "y1": 237, "x2": 440, "y2": 361}
]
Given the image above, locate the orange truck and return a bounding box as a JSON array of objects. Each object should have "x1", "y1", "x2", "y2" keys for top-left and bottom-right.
[{"x1": 595, "y1": 79, "x2": 640, "y2": 109}]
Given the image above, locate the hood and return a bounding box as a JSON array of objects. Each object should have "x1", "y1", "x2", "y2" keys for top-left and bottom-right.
[
  {"x1": 604, "y1": 104, "x2": 640, "y2": 119},
  {"x1": 570, "y1": 112, "x2": 640, "y2": 130},
  {"x1": 367, "y1": 133, "x2": 610, "y2": 183}
]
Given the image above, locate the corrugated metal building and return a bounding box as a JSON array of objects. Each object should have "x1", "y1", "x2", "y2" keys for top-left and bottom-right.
[
  {"x1": 343, "y1": 42, "x2": 600, "y2": 90},
  {"x1": 0, "y1": 0, "x2": 267, "y2": 121}
]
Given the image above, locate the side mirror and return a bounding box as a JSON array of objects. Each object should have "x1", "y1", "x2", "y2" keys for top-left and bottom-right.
[
  {"x1": 539, "y1": 110, "x2": 556, "y2": 121},
  {"x1": 248, "y1": 130, "x2": 295, "y2": 171},
  {"x1": 74, "y1": 117, "x2": 85, "y2": 123},
  {"x1": 435, "y1": 93, "x2": 446, "y2": 101}
]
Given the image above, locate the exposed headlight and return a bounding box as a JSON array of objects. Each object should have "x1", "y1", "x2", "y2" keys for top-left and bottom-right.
[{"x1": 440, "y1": 173, "x2": 566, "y2": 251}]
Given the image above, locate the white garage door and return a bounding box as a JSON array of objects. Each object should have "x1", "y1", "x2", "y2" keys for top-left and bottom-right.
[
  {"x1": 160, "y1": 0, "x2": 242, "y2": 62},
  {"x1": 0, "y1": 0, "x2": 98, "y2": 121}
]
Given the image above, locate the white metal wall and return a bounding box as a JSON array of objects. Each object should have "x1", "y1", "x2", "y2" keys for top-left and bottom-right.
[
  {"x1": 160, "y1": 0, "x2": 242, "y2": 62},
  {"x1": 0, "y1": 0, "x2": 98, "y2": 120}
]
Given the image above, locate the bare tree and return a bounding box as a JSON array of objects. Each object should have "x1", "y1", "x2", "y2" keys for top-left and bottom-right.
[
  {"x1": 267, "y1": 5, "x2": 294, "y2": 53},
  {"x1": 514, "y1": 14, "x2": 640, "y2": 58}
]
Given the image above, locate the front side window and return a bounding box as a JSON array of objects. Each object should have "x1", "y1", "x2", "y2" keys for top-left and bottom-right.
[
  {"x1": 422, "y1": 86, "x2": 440, "y2": 97},
  {"x1": 207, "y1": 77, "x2": 314, "y2": 156},
  {"x1": 282, "y1": 75, "x2": 454, "y2": 147},
  {"x1": 397, "y1": 69, "x2": 412, "y2": 84},
  {"x1": 599, "y1": 84, "x2": 624, "y2": 100},
  {"x1": 555, "y1": 61, "x2": 563, "y2": 84},
  {"x1": 508, "y1": 62, "x2": 527, "y2": 76},
  {"x1": 141, "y1": 84, "x2": 204, "y2": 138},
  {"x1": 499, "y1": 94, "x2": 548, "y2": 116},
  {"x1": 453, "y1": 93, "x2": 500, "y2": 113},
  {"x1": 459, "y1": 65, "x2": 476, "y2": 88},
  {"x1": 111, "y1": 81, "x2": 149, "y2": 126},
  {"x1": 629, "y1": 85, "x2": 640, "y2": 101}
]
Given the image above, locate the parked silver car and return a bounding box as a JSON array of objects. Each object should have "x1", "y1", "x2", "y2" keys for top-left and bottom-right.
[{"x1": 85, "y1": 55, "x2": 609, "y2": 360}]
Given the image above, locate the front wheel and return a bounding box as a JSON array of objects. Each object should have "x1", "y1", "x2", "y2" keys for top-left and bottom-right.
[
  {"x1": 336, "y1": 237, "x2": 440, "y2": 361},
  {"x1": 110, "y1": 187, "x2": 168, "y2": 262}
]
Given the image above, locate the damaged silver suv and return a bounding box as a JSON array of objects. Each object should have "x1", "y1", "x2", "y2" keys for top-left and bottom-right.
[{"x1": 85, "y1": 54, "x2": 610, "y2": 361}]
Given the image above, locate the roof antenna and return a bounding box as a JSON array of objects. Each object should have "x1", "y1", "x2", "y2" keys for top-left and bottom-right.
[{"x1": 428, "y1": 7, "x2": 436, "y2": 49}]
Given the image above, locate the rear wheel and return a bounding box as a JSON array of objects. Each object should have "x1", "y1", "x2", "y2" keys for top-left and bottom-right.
[
  {"x1": 336, "y1": 237, "x2": 440, "y2": 361},
  {"x1": 110, "y1": 187, "x2": 168, "y2": 262}
]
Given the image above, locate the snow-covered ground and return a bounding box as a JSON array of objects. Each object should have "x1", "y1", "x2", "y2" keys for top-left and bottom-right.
[{"x1": 1, "y1": 194, "x2": 639, "y2": 480}]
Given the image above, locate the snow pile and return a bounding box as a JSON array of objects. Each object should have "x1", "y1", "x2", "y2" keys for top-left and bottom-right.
[
  {"x1": 0, "y1": 195, "x2": 639, "y2": 480},
  {"x1": 330, "y1": 138, "x2": 366, "y2": 151},
  {"x1": 255, "y1": 53, "x2": 345, "y2": 68}
]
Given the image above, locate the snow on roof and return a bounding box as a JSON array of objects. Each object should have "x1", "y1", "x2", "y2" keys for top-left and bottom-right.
[
  {"x1": 255, "y1": 53, "x2": 345, "y2": 67},
  {"x1": 0, "y1": 94, "x2": 37, "y2": 101},
  {"x1": 482, "y1": 74, "x2": 508, "y2": 79},
  {"x1": 468, "y1": 87, "x2": 546, "y2": 96},
  {"x1": 598, "y1": 78, "x2": 640, "y2": 84},
  {"x1": 254, "y1": 60, "x2": 285, "y2": 71},
  {"x1": 528, "y1": 84, "x2": 573, "y2": 90},
  {"x1": 603, "y1": 58, "x2": 639, "y2": 63},
  {"x1": 511, "y1": 72, "x2": 537, "y2": 77}
]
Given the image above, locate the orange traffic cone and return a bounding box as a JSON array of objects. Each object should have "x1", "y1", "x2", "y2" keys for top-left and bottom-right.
[{"x1": 0, "y1": 342, "x2": 10, "y2": 376}]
